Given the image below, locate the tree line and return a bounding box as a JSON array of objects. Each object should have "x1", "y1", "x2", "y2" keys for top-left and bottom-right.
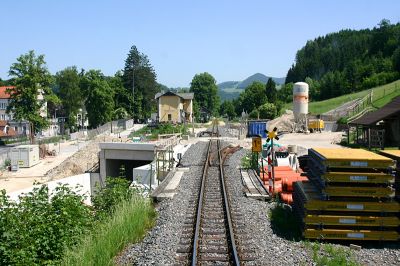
[
  {"x1": 219, "y1": 78, "x2": 280, "y2": 120},
  {"x1": 2, "y1": 46, "x2": 160, "y2": 137},
  {"x1": 285, "y1": 19, "x2": 400, "y2": 101},
  {"x1": 188, "y1": 72, "x2": 281, "y2": 121}
]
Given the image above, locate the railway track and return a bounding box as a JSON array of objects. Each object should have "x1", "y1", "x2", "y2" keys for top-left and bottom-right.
[{"x1": 175, "y1": 121, "x2": 242, "y2": 265}]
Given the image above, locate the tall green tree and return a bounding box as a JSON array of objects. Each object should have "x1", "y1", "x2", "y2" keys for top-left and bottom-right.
[
  {"x1": 55, "y1": 66, "x2": 83, "y2": 130},
  {"x1": 190, "y1": 72, "x2": 220, "y2": 118},
  {"x1": 81, "y1": 70, "x2": 114, "y2": 127},
  {"x1": 265, "y1": 78, "x2": 277, "y2": 103},
  {"x1": 122, "y1": 45, "x2": 158, "y2": 120},
  {"x1": 107, "y1": 71, "x2": 130, "y2": 119},
  {"x1": 393, "y1": 47, "x2": 400, "y2": 73},
  {"x1": 278, "y1": 82, "x2": 293, "y2": 103},
  {"x1": 7, "y1": 50, "x2": 54, "y2": 141},
  {"x1": 219, "y1": 100, "x2": 236, "y2": 120},
  {"x1": 237, "y1": 81, "x2": 267, "y2": 114}
]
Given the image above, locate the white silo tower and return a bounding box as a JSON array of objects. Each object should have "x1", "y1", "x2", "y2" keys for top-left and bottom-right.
[{"x1": 293, "y1": 82, "x2": 309, "y2": 131}]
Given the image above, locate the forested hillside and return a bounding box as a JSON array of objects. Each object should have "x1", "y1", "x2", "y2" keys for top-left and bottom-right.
[{"x1": 285, "y1": 19, "x2": 400, "y2": 101}]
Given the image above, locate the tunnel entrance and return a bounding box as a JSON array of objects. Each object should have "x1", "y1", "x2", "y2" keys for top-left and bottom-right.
[
  {"x1": 105, "y1": 159, "x2": 152, "y2": 180},
  {"x1": 99, "y1": 142, "x2": 156, "y2": 182}
]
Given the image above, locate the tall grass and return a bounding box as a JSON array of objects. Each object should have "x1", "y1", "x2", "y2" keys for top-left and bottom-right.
[
  {"x1": 61, "y1": 195, "x2": 156, "y2": 266},
  {"x1": 304, "y1": 241, "x2": 359, "y2": 266}
]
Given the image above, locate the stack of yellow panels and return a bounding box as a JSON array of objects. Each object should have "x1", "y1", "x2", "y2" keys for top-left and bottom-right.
[
  {"x1": 292, "y1": 148, "x2": 400, "y2": 241},
  {"x1": 380, "y1": 150, "x2": 400, "y2": 200}
]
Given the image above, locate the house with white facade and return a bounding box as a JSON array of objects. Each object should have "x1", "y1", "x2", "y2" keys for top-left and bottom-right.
[
  {"x1": 0, "y1": 86, "x2": 53, "y2": 137},
  {"x1": 0, "y1": 86, "x2": 13, "y2": 121}
]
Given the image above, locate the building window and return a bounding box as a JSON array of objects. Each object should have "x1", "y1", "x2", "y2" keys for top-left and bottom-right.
[
  {"x1": 168, "y1": 114, "x2": 172, "y2": 121},
  {"x1": 15, "y1": 126, "x2": 18, "y2": 132}
]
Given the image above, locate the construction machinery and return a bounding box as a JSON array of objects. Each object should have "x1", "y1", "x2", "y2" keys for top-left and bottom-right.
[{"x1": 308, "y1": 119, "x2": 324, "y2": 133}]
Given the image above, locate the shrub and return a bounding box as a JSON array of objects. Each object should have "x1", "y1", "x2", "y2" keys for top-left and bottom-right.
[
  {"x1": 249, "y1": 109, "x2": 259, "y2": 119},
  {"x1": 269, "y1": 202, "x2": 302, "y2": 241},
  {"x1": 0, "y1": 185, "x2": 93, "y2": 265},
  {"x1": 337, "y1": 117, "x2": 348, "y2": 124},
  {"x1": 92, "y1": 177, "x2": 134, "y2": 219},
  {"x1": 0, "y1": 177, "x2": 155, "y2": 265},
  {"x1": 258, "y1": 103, "x2": 277, "y2": 119}
]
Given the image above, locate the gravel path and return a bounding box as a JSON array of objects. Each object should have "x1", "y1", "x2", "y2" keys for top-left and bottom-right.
[{"x1": 115, "y1": 126, "x2": 400, "y2": 266}]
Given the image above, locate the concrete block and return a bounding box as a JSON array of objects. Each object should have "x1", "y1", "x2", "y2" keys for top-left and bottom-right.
[{"x1": 350, "y1": 244, "x2": 361, "y2": 251}]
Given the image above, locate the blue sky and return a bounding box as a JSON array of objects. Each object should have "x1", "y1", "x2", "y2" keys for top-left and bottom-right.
[{"x1": 1, "y1": 0, "x2": 399, "y2": 87}]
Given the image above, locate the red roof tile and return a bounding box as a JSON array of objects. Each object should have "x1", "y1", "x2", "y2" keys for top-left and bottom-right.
[
  {"x1": 0, "y1": 86, "x2": 15, "y2": 99},
  {"x1": 0, "y1": 120, "x2": 17, "y2": 137}
]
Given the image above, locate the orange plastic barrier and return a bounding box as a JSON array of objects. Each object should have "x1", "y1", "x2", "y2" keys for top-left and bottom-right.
[
  {"x1": 269, "y1": 180, "x2": 282, "y2": 194},
  {"x1": 280, "y1": 192, "x2": 293, "y2": 204},
  {"x1": 282, "y1": 175, "x2": 308, "y2": 192},
  {"x1": 275, "y1": 166, "x2": 294, "y2": 172},
  {"x1": 259, "y1": 172, "x2": 269, "y2": 181}
]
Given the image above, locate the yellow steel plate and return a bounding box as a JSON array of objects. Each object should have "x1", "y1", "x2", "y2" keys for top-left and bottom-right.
[
  {"x1": 304, "y1": 215, "x2": 400, "y2": 227},
  {"x1": 305, "y1": 200, "x2": 400, "y2": 212},
  {"x1": 322, "y1": 172, "x2": 394, "y2": 184},
  {"x1": 380, "y1": 150, "x2": 400, "y2": 160},
  {"x1": 304, "y1": 229, "x2": 399, "y2": 241},
  {"x1": 323, "y1": 186, "x2": 395, "y2": 198},
  {"x1": 312, "y1": 148, "x2": 394, "y2": 168}
]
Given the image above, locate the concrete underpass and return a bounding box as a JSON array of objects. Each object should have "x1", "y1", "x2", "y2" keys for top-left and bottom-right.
[{"x1": 99, "y1": 143, "x2": 155, "y2": 181}]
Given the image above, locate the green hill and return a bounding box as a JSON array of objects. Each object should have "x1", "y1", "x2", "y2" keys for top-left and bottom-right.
[
  {"x1": 285, "y1": 79, "x2": 400, "y2": 115},
  {"x1": 286, "y1": 20, "x2": 400, "y2": 101}
]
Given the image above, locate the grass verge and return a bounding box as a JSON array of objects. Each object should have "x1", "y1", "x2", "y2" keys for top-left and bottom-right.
[
  {"x1": 61, "y1": 195, "x2": 156, "y2": 266},
  {"x1": 304, "y1": 241, "x2": 359, "y2": 266},
  {"x1": 283, "y1": 79, "x2": 400, "y2": 114}
]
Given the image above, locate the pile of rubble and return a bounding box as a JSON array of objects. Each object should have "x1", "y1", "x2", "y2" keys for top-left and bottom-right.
[
  {"x1": 267, "y1": 110, "x2": 295, "y2": 132},
  {"x1": 45, "y1": 135, "x2": 116, "y2": 181}
]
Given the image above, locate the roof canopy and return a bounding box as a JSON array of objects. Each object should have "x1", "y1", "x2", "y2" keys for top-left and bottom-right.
[
  {"x1": 155, "y1": 91, "x2": 194, "y2": 100},
  {"x1": 349, "y1": 96, "x2": 400, "y2": 126}
]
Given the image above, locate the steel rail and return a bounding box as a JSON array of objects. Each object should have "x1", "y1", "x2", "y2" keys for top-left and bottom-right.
[
  {"x1": 191, "y1": 120, "x2": 240, "y2": 265},
  {"x1": 191, "y1": 138, "x2": 212, "y2": 266},
  {"x1": 217, "y1": 135, "x2": 240, "y2": 265}
]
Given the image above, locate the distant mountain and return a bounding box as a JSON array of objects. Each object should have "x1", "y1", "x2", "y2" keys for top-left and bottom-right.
[
  {"x1": 217, "y1": 73, "x2": 285, "y2": 101},
  {"x1": 237, "y1": 73, "x2": 285, "y2": 89},
  {"x1": 218, "y1": 81, "x2": 240, "y2": 90}
]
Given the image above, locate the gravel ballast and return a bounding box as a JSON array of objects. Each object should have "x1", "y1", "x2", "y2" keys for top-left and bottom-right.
[
  {"x1": 115, "y1": 142, "x2": 208, "y2": 265},
  {"x1": 116, "y1": 129, "x2": 400, "y2": 265}
]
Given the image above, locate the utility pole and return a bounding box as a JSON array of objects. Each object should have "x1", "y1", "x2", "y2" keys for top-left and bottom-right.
[{"x1": 132, "y1": 61, "x2": 135, "y2": 120}]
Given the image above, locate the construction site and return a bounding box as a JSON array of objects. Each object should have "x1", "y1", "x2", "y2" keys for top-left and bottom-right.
[{"x1": 1, "y1": 81, "x2": 399, "y2": 265}]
